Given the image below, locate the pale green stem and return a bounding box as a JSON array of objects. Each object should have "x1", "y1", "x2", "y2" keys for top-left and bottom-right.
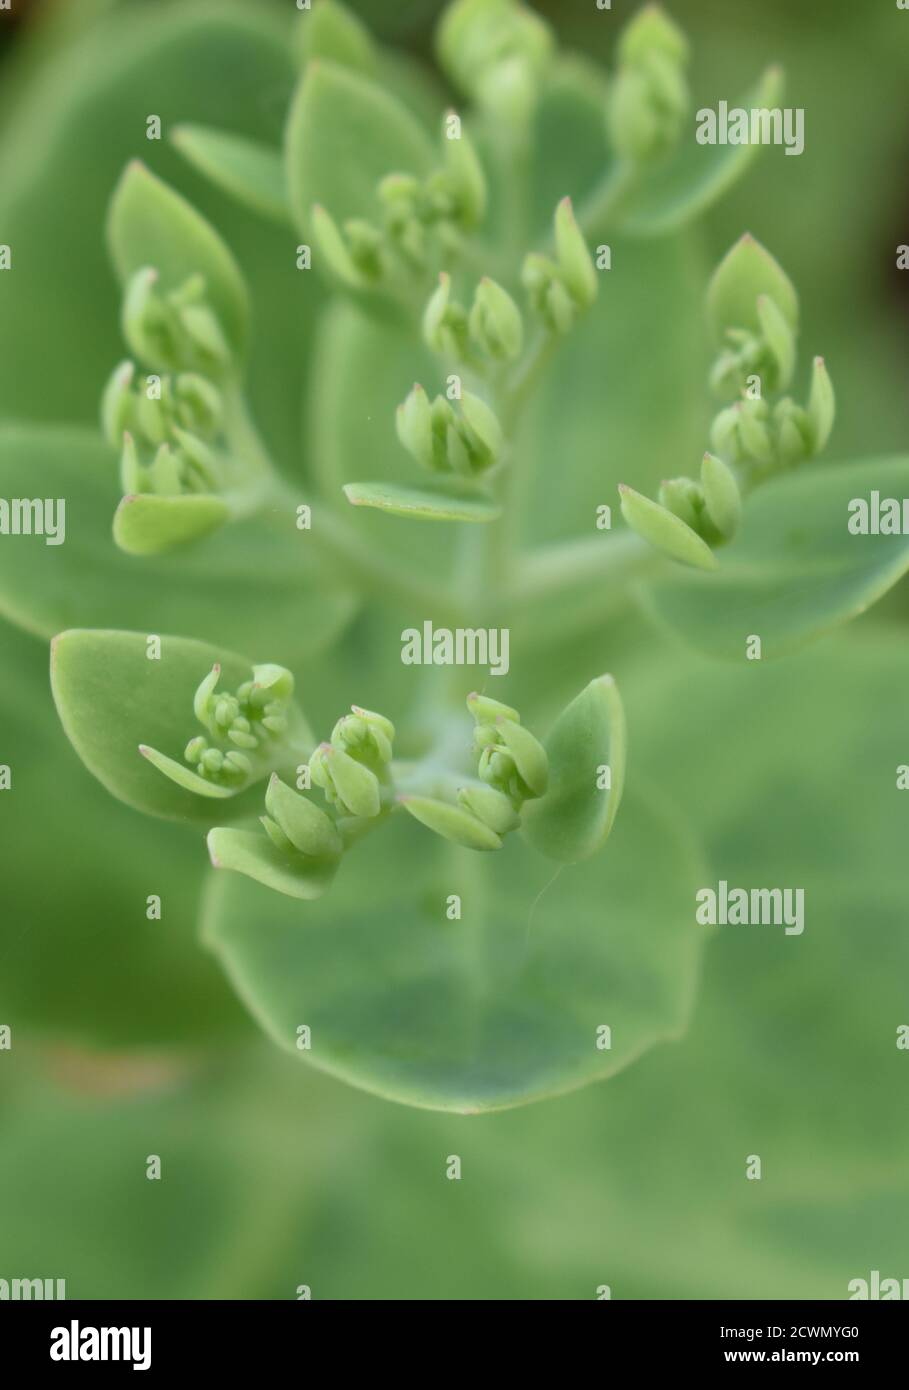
[
  {"x1": 575, "y1": 159, "x2": 640, "y2": 243},
  {"x1": 223, "y1": 394, "x2": 467, "y2": 626}
]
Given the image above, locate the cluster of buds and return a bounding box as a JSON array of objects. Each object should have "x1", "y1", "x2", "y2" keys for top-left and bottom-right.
[
  {"x1": 313, "y1": 116, "x2": 486, "y2": 290},
  {"x1": 259, "y1": 775, "x2": 343, "y2": 863},
  {"x1": 707, "y1": 235, "x2": 834, "y2": 476},
  {"x1": 396, "y1": 383, "x2": 503, "y2": 478},
  {"x1": 710, "y1": 361, "x2": 834, "y2": 475},
  {"x1": 619, "y1": 452, "x2": 742, "y2": 573},
  {"x1": 140, "y1": 662, "x2": 298, "y2": 799},
  {"x1": 399, "y1": 693, "x2": 548, "y2": 852},
  {"x1": 121, "y1": 267, "x2": 231, "y2": 376},
  {"x1": 436, "y1": 0, "x2": 553, "y2": 125},
  {"x1": 101, "y1": 359, "x2": 225, "y2": 498},
  {"x1": 522, "y1": 198, "x2": 598, "y2": 335},
  {"x1": 620, "y1": 236, "x2": 836, "y2": 571},
  {"x1": 423, "y1": 272, "x2": 523, "y2": 364},
  {"x1": 183, "y1": 663, "x2": 295, "y2": 788},
  {"x1": 608, "y1": 5, "x2": 689, "y2": 165},
  {"x1": 309, "y1": 706, "x2": 396, "y2": 821}
]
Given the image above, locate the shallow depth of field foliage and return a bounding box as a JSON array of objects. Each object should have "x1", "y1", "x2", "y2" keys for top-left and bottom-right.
[{"x1": 1, "y1": 0, "x2": 908, "y2": 1299}]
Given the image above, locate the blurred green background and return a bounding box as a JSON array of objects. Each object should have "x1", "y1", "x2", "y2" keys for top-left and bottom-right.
[{"x1": 1, "y1": 0, "x2": 907, "y2": 1298}]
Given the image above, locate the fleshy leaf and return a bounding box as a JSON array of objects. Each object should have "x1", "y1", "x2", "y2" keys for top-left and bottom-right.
[
  {"x1": 296, "y1": 0, "x2": 376, "y2": 75},
  {"x1": 107, "y1": 161, "x2": 249, "y2": 358},
  {"x1": 172, "y1": 126, "x2": 289, "y2": 225},
  {"x1": 139, "y1": 744, "x2": 237, "y2": 798},
  {"x1": 204, "y1": 787, "x2": 708, "y2": 1112},
  {"x1": 641, "y1": 457, "x2": 909, "y2": 659},
  {"x1": 51, "y1": 629, "x2": 311, "y2": 822},
  {"x1": 0, "y1": 424, "x2": 355, "y2": 662},
  {"x1": 208, "y1": 828, "x2": 337, "y2": 899},
  {"x1": 285, "y1": 60, "x2": 434, "y2": 234},
  {"x1": 399, "y1": 795, "x2": 503, "y2": 851},
  {"x1": 113, "y1": 492, "x2": 231, "y2": 555},
  {"x1": 620, "y1": 68, "x2": 785, "y2": 237},
  {"x1": 706, "y1": 230, "x2": 799, "y2": 341},
  {"x1": 522, "y1": 675, "x2": 626, "y2": 863},
  {"x1": 343, "y1": 479, "x2": 501, "y2": 523},
  {"x1": 619, "y1": 483, "x2": 718, "y2": 570}
]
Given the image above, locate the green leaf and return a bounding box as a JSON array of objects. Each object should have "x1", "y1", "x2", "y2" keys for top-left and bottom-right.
[
  {"x1": 641, "y1": 457, "x2": 909, "y2": 660},
  {"x1": 619, "y1": 483, "x2": 718, "y2": 570},
  {"x1": 203, "y1": 787, "x2": 708, "y2": 1112},
  {"x1": 343, "y1": 479, "x2": 501, "y2": 523},
  {"x1": 285, "y1": 60, "x2": 434, "y2": 233},
  {"x1": 208, "y1": 828, "x2": 338, "y2": 899},
  {"x1": 50, "y1": 629, "x2": 311, "y2": 823},
  {"x1": 171, "y1": 125, "x2": 289, "y2": 224},
  {"x1": 113, "y1": 492, "x2": 231, "y2": 555},
  {"x1": 296, "y1": 0, "x2": 377, "y2": 75},
  {"x1": 399, "y1": 795, "x2": 503, "y2": 851},
  {"x1": 0, "y1": 424, "x2": 356, "y2": 664},
  {"x1": 620, "y1": 68, "x2": 785, "y2": 237},
  {"x1": 0, "y1": 3, "x2": 302, "y2": 437},
  {"x1": 107, "y1": 161, "x2": 249, "y2": 358},
  {"x1": 706, "y1": 230, "x2": 799, "y2": 341},
  {"x1": 0, "y1": 618, "x2": 246, "y2": 1048},
  {"x1": 522, "y1": 675, "x2": 626, "y2": 863}
]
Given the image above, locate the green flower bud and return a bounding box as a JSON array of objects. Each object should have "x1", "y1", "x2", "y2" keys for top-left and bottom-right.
[
  {"x1": 260, "y1": 814, "x2": 295, "y2": 856},
  {"x1": 618, "y1": 483, "x2": 719, "y2": 571},
  {"x1": 311, "y1": 204, "x2": 375, "y2": 289},
  {"x1": 119, "y1": 432, "x2": 143, "y2": 494},
  {"x1": 265, "y1": 775, "x2": 343, "y2": 859},
  {"x1": 148, "y1": 443, "x2": 183, "y2": 495},
  {"x1": 423, "y1": 274, "x2": 470, "y2": 360},
  {"x1": 436, "y1": 0, "x2": 553, "y2": 111},
  {"x1": 756, "y1": 293, "x2": 796, "y2": 392},
  {"x1": 310, "y1": 743, "x2": 381, "y2": 819},
  {"x1": 469, "y1": 276, "x2": 523, "y2": 361},
  {"x1": 185, "y1": 735, "x2": 206, "y2": 763},
  {"x1": 554, "y1": 198, "x2": 597, "y2": 311},
  {"x1": 439, "y1": 115, "x2": 487, "y2": 228},
  {"x1": 399, "y1": 794, "x2": 502, "y2": 851},
  {"x1": 459, "y1": 389, "x2": 504, "y2": 463},
  {"x1": 773, "y1": 398, "x2": 812, "y2": 465},
  {"x1": 658, "y1": 476, "x2": 703, "y2": 531},
  {"x1": 523, "y1": 201, "x2": 597, "y2": 334},
  {"x1": 457, "y1": 783, "x2": 521, "y2": 835},
  {"x1": 122, "y1": 266, "x2": 232, "y2": 375},
  {"x1": 396, "y1": 384, "x2": 502, "y2": 477},
  {"x1": 700, "y1": 451, "x2": 742, "y2": 541},
  {"x1": 101, "y1": 360, "x2": 137, "y2": 444},
  {"x1": 707, "y1": 234, "x2": 798, "y2": 345},
  {"x1": 609, "y1": 6, "x2": 689, "y2": 164},
  {"x1": 331, "y1": 704, "x2": 395, "y2": 771},
  {"x1": 193, "y1": 663, "x2": 222, "y2": 725},
  {"x1": 467, "y1": 692, "x2": 520, "y2": 724},
  {"x1": 618, "y1": 3, "x2": 688, "y2": 66},
  {"x1": 174, "y1": 373, "x2": 222, "y2": 437},
  {"x1": 807, "y1": 356, "x2": 835, "y2": 454},
  {"x1": 496, "y1": 716, "x2": 548, "y2": 797},
  {"x1": 396, "y1": 384, "x2": 436, "y2": 471},
  {"x1": 736, "y1": 400, "x2": 775, "y2": 464},
  {"x1": 251, "y1": 664, "x2": 295, "y2": 704}
]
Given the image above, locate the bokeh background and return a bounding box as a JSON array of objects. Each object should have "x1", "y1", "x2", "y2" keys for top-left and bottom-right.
[{"x1": 1, "y1": 0, "x2": 907, "y2": 1299}]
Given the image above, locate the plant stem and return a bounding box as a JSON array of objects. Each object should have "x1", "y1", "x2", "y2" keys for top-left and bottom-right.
[
  {"x1": 225, "y1": 395, "x2": 467, "y2": 626},
  {"x1": 575, "y1": 160, "x2": 639, "y2": 243}
]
